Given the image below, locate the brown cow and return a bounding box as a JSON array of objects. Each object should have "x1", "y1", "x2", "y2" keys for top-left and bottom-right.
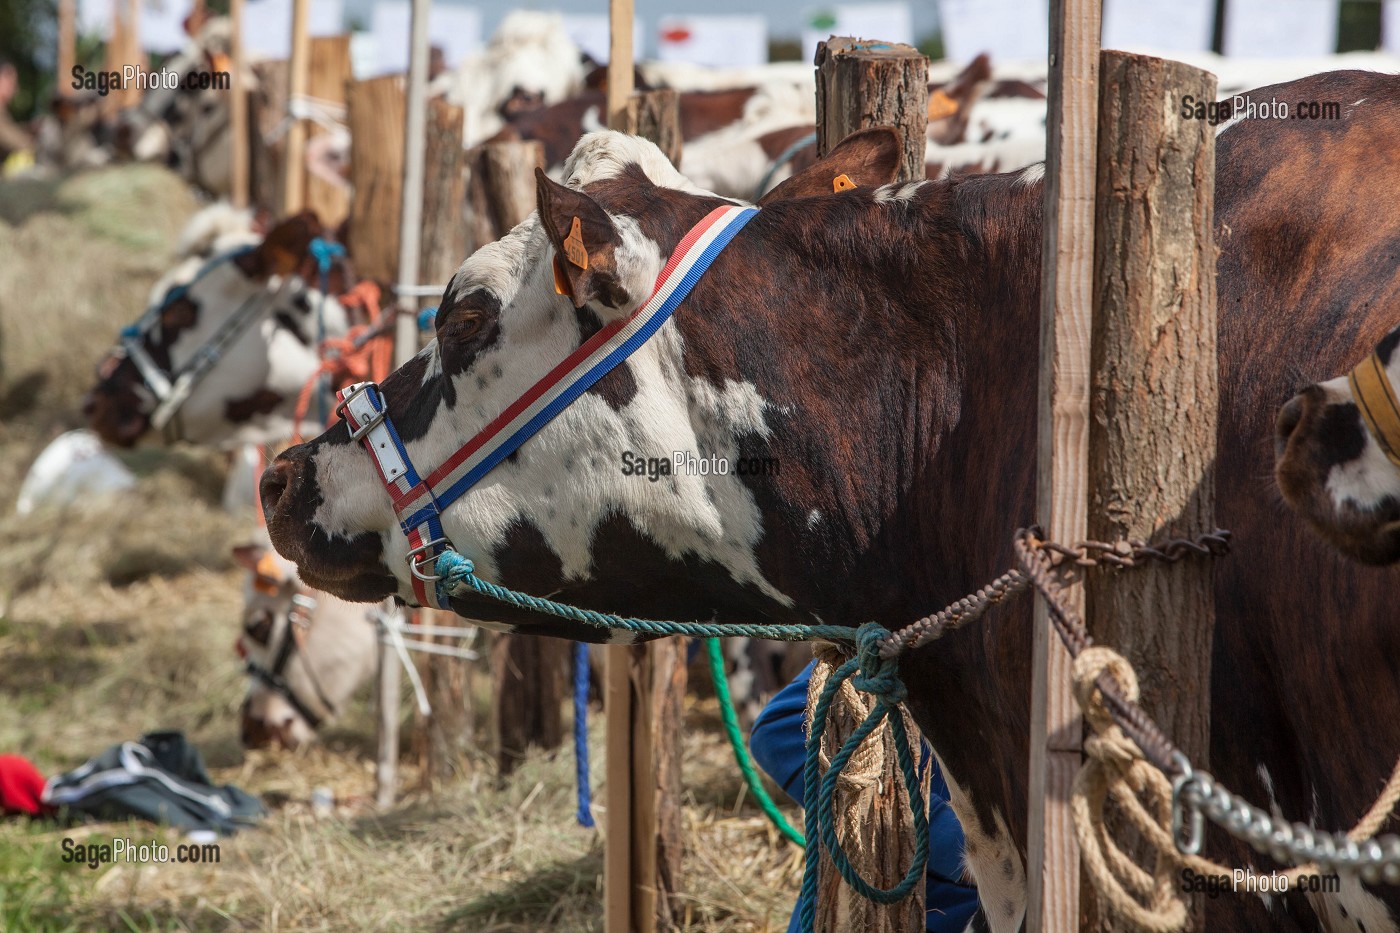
[{"x1": 261, "y1": 72, "x2": 1400, "y2": 931}]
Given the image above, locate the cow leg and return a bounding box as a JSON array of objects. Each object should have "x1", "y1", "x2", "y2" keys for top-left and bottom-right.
[{"x1": 937, "y1": 752, "x2": 1026, "y2": 933}]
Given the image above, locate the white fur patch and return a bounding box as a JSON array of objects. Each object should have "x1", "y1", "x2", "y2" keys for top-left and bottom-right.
[
  {"x1": 938, "y1": 753, "x2": 1025, "y2": 933},
  {"x1": 1317, "y1": 372, "x2": 1400, "y2": 514}
]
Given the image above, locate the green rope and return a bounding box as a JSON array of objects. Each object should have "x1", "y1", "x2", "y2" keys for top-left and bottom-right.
[{"x1": 703, "y1": 637, "x2": 805, "y2": 846}]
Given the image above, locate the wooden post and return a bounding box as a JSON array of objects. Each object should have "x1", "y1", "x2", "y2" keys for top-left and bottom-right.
[
  {"x1": 622, "y1": 91, "x2": 682, "y2": 165},
  {"x1": 57, "y1": 0, "x2": 76, "y2": 98},
  {"x1": 1027, "y1": 0, "x2": 1099, "y2": 930},
  {"x1": 250, "y1": 60, "x2": 289, "y2": 216},
  {"x1": 227, "y1": 0, "x2": 249, "y2": 208},
  {"x1": 604, "y1": 3, "x2": 638, "y2": 930},
  {"x1": 1084, "y1": 50, "x2": 1217, "y2": 930},
  {"x1": 304, "y1": 35, "x2": 352, "y2": 228},
  {"x1": 807, "y1": 48, "x2": 928, "y2": 932},
  {"x1": 815, "y1": 37, "x2": 927, "y2": 183},
  {"x1": 345, "y1": 75, "x2": 405, "y2": 284},
  {"x1": 492, "y1": 636, "x2": 571, "y2": 775},
  {"x1": 376, "y1": 605, "x2": 402, "y2": 808},
  {"x1": 121, "y1": 0, "x2": 140, "y2": 108},
  {"x1": 416, "y1": 609, "x2": 474, "y2": 787},
  {"x1": 283, "y1": 0, "x2": 311, "y2": 215},
  {"x1": 420, "y1": 98, "x2": 468, "y2": 287},
  {"x1": 463, "y1": 139, "x2": 546, "y2": 255},
  {"x1": 102, "y1": 0, "x2": 125, "y2": 116}
]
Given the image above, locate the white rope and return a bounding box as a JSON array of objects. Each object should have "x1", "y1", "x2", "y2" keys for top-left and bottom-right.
[
  {"x1": 369, "y1": 609, "x2": 482, "y2": 717},
  {"x1": 373, "y1": 608, "x2": 432, "y2": 716},
  {"x1": 395, "y1": 638, "x2": 480, "y2": 661}
]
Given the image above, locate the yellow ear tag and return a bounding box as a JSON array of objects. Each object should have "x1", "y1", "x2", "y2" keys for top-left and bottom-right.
[
  {"x1": 927, "y1": 88, "x2": 959, "y2": 121},
  {"x1": 833, "y1": 174, "x2": 857, "y2": 192},
  {"x1": 563, "y1": 216, "x2": 589, "y2": 269},
  {"x1": 210, "y1": 52, "x2": 232, "y2": 76},
  {"x1": 552, "y1": 253, "x2": 574, "y2": 298}
]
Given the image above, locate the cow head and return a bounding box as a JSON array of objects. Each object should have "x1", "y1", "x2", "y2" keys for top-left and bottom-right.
[
  {"x1": 233, "y1": 543, "x2": 377, "y2": 749},
  {"x1": 1275, "y1": 324, "x2": 1400, "y2": 564},
  {"x1": 84, "y1": 212, "x2": 350, "y2": 448},
  {"x1": 261, "y1": 128, "x2": 905, "y2": 641}
]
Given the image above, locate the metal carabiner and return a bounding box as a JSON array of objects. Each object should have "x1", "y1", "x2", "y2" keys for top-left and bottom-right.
[{"x1": 1171, "y1": 751, "x2": 1207, "y2": 856}]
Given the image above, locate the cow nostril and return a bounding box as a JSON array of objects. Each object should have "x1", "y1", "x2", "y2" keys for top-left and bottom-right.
[
  {"x1": 259, "y1": 458, "x2": 295, "y2": 518},
  {"x1": 1276, "y1": 394, "x2": 1309, "y2": 444}
]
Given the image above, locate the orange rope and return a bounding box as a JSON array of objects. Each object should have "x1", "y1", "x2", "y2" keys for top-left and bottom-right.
[{"x1": 291, "y1": 282, "x2": 395, "y2": 445}]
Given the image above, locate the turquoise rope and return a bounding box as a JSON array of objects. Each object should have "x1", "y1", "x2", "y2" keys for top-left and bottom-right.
[
  {"x1": 703, "y1": 637, "x2": 805, "y2": 847},
  {"x1": 433, "y1": 549, "x2": 929, "y2": 926}
]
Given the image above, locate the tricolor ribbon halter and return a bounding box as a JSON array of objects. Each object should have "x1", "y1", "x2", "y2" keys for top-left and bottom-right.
[
  {"x1": 1349, "y1": 349, "x2": 1400, "y2": 470},
  {"x1": 337, "y1": 204, "x2": 759, "y2": 609}
]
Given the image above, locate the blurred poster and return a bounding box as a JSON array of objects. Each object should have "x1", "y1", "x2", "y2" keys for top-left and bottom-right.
[
  {"x1": 1223, "y1": 0, "x2": 1339, "y2": 57},
  {"x1": 938, "y1": 0, "x2": 1048, "y2": 61},
  {"x1": 658, "y1": 15, "x2": 768, "y2": 69},
  {"x1": 802, "y1": 2, "x2": 914, "y2": 62},
  {"x1": 368, "y1": 2, "x2": 481, "y2": 76},
  {"x1": 242, "y1": 0, "x2": 345, "y2": 60},
  {"x1": 562, "y1": 14, "x2": 644, "y2": 63},
  {"x1": 1103, "y1": 0, "x2": 1212, "y2": 53}
]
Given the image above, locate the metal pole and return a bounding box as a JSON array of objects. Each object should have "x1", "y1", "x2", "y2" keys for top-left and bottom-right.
[{"x1": 393, "y1": 0, "x2": 431, "y2": 368}]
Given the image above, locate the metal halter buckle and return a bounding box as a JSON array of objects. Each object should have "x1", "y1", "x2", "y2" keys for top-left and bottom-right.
[
  {"x1": 407, "y1": 537, "x2": 451, "y2": 582},
  {"x1": 335, "y1": 383, "x2": 385, "y2": 441}
]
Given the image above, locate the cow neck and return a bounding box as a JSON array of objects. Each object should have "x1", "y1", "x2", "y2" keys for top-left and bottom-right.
[{"x1": 336, "y1": 203, "x2": 759, "y2": 609}]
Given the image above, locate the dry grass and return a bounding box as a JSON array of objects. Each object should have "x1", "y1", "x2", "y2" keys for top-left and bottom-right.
[{"x1": 0, "y1": 165, "x2": 805, "y2": 932}]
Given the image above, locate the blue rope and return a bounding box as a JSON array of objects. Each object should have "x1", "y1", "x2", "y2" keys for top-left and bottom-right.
[
  {"x1": 436, "y1": 551, "x2": 855, "y2": 644},
  {"x1": 433, "y1": 549, "x2": 929, "y2": 922},
  {"x1": 417, "y1": 306, "x2": 438, "y2": 331},
  {"x1": 573, "y1": 641, "x2": 595, "y2": 828}
]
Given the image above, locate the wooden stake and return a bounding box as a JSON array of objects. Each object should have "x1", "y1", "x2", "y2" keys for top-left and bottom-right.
[
  {"x1": 345, "y1": 75, "x2": 405, "y2": 285},
  {"x1": 1084, "y1": 49, "x2": 1218, "y2": 930},
  {"x1": 122, "y1": 0, "x2": 140, "y2": 108},
  {"x1": 393, "y1": 0, "x2": 431, "y2": 368},
  {"x1": 376, "y1": 605, "x2": 402, "y2": 808},
  {"x1": 493, "y1": 636, "x2": 571, "y2": 775},
  {"x1": 1027, "y1": 0, "x2": 1099, "y2": 929},
  {"x1": 57, "y1": 0, "x2": 76, "y2": 98},
  {"x1": 249, "y1": 59, "x2": 289, "y2": 216},
  {"x1": 282, "y1": 0, "x2": 311, "y2": 215},
  {"x1": 420, "y1": 98, "x2": 468, "y2": 296},
  {"x1": 465, "y1": 140, "x2": 546, "y2": 252},
  {"x1": 304, "y1": 35, "x2": 352, "y2": 228},
  {"x1": 815, "y1": 37, "x2": 928, "y2": 183},
  {"x1": 227, "y1": 0, "x2": 249, "y2": 208},
  {"x1": 604, "y1": 5, "x2": 638, "y2": 929}
]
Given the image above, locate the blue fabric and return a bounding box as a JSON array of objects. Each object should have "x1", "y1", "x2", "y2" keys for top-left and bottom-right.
[{"x1": 750, "y1": 660, "x2": 980, "y2": 933}]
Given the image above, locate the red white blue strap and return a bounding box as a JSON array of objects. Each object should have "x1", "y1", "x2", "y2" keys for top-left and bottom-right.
[{"x1": 338, "y1": 204, "x2": 758, "y2": 609}]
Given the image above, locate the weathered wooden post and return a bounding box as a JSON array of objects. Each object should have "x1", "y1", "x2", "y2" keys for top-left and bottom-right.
[
  {"x1": 463, "y1": 139, "x2": 546, "y2": 253},
  {"x1": 1028, "y1": 0, "x2": 1099, "y2": 928},
  {"x1": 815, "y1": 36, "x2": 927, "y2": 182},
  {"x1": 227, "y1": 0, "x2": 249, "y2": 208},
  {"x1": 809, "y1": 36, "x2": 929, "y2": 933},
  {"x1": 492, "y1": 635, "x2": 570, "y2": 775},
  {"x1": 1082, "y1": 50, "x2": 1218, "y2": 930},
  {"x1": 304, "y1": 35, "x2": 351, "y2": 227},
  {"x1": 345, "y1": 75, "x2": 405, "y2": 283},
  {"x1": 420, "y1": 98, "x2": 468, "y2": 286},
  {"x1": 282, "y1": 0, "x2": 311, "y2": 215},
  {"x1": 249, "y1": 59, "x2": 288, "y2": 214}
]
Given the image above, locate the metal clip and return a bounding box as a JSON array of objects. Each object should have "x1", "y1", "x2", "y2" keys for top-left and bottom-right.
[
  {"x1": 407, "y1": 536, "x2": 451, "y2": 582},
  {"x1": 335, "y1": 383, "x2": 385, "y2": 441}
]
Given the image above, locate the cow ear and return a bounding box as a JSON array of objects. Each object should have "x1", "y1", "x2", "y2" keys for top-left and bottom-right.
[
  {"x1": 535, "y1": 169, "x2": 627, "y2": 310},
  {"x1": 232, "y1": 544, "x2": 267, "y2": 571},
  {"x1": 758, "y1": 126, "x2": 904, "y2": 205},
  {"x1": 235, "y1": 210, "x2": 321, "y2": 279}
]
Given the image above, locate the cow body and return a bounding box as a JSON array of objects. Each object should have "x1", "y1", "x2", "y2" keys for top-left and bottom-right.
[{"x1": 263, "y1": 72, "x2": 1400, "y2": 931}]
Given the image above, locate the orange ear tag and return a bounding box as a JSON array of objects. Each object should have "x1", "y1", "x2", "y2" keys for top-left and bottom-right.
[
  {"x1": 563, "y1": 216, "x2": 589, "y2": 269},
  {"x1": 833, "y1": 174, "x2": 857, "y2": 192},
  {"x1": 927, "y1": 88, "x2": 959, "y2": 121},
  {"x1": 552, "y1": 253, "x2": 574, "y2": 298}
]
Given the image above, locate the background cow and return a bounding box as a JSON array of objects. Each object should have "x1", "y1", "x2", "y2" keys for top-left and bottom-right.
[{"x1": 1275, "y1": 321, "x2": 1400, "y2": 564}]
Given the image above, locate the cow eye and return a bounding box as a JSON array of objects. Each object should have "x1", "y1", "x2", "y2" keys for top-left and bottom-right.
[
  {"x1": 244, "y1": 610, "x2": 274, "y2": 645},
  {"x1": 439, "y1": 308, "x2": 483, "y2": 340}
]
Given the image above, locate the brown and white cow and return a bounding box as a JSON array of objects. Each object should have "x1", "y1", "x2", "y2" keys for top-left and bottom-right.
[
  {"x1": 84, "y1": 211, "x2": 354, "y2": 449},
  {"x1": 1275, "y1": 321, "x2": 1400, "y2": 564},
  {"x1": 261, "y1": 71, "x2": 1400, "y2": 931},
  {"x1": 232, "y1": 541, "x2": 379, "y2": 749}
]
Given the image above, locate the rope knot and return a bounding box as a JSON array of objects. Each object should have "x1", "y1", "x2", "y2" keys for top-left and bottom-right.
[
  {"x1": 850, "y1": 623, "x2": 905, "y2": 705},
  {"x1": 435, "y1": 550, "x2": 475, "y2": 597},
  {"x1": 1072, "y1": 645, "x2": 1139, "y2": 734}
]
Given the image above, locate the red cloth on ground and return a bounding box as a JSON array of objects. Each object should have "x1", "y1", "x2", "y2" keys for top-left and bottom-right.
[{"x1": 0, "y1": 754, "x2": 50, "y2": 816}]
